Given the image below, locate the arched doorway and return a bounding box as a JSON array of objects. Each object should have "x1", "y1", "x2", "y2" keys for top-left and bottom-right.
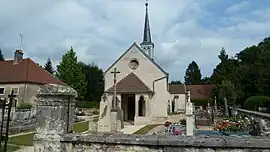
[{"x1": 138, "y1": 96, "x2": 146, "y2": 117}]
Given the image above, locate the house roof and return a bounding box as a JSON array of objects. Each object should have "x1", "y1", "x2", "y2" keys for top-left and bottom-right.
[
  {"x1": 0, "y1": 58, "x2": 65, "y2": 85},
  {"x1": 186, "y1": 85, "x2": 216, "y2": 100},
  {"x1": 106, "y1": 72, "x2": 152, "y2": 94},
  {"x1": 168, "y1": 84, "x2": 186, "y2": 94},
  {"x1": 104, "y1": 42, "x2": 168, "y2": 76}
]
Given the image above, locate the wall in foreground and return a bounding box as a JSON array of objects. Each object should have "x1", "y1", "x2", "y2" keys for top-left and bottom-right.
[{"x1": 60, "y1": 133, "x2": 270, "y2": 152}]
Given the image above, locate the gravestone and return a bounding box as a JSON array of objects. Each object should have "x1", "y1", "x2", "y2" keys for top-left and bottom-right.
[
  {"x1": 33, "y1": 84, "x2": 77, "y2": 152},
  {"x1": 224, "y1": 97, "x2": 229, "y2": 117},
  {"x1": 186, "y1": 91, "x2": 195, "y2": 136}
]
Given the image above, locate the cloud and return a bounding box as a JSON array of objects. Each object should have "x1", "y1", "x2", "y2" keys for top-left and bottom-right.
[{"x1": 0, "y1": 0, "x2": 270, "y2": 82}]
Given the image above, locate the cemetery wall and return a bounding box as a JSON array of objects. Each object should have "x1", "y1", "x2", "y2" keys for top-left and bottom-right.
[{"x1": 59, "y1": 133, "x2": 270, "y2": 152}]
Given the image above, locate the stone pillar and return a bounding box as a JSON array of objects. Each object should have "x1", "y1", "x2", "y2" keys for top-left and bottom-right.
[
  {"x1": 224, "y1": 97, "x2": 229, "y2": 117},
  {"x1": 186, "y1": 91, "x2": 195, "y2": 136},
  {"x1": 33, "y1": 84, "x2": 77, "y2": 152},
  {"x1": 135, "y1": 95, "x2": 139, "y2": 117}
]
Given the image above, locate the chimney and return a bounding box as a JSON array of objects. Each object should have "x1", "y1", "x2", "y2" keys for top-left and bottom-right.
[{"x1": 14, "y1": 49, "x2": 24, "y2": 64}]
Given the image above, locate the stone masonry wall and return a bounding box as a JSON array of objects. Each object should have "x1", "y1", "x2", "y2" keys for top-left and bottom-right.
[{"x1": 60, "y1": 133, "x2": 270, "y2": 152}]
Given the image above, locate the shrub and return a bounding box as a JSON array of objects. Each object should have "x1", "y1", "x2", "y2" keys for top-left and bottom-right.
[
  {"x1": 192, "y1": 99, "x2": 209, "y2": 107},
  {"x1": 244, "y1": 96, "x2": 270, "y2": 112},
  {"x1": 180, "y1": 119, "x2": 186, "y2": 125},
  {"x1": 17, "y1": 103, "x2": 32, "y2": 110},
  {"x1": 75, "y1": 101, "x2": 100, "y2": 109}
]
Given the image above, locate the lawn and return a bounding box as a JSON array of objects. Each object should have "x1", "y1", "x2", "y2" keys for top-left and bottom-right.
[
  {"x1": 0, "y1": 144, "x2": 20, "y2": 152},
  {"x1": 8, "y1": 121, "x2": 89, "y2": 146},
  {"x1": 133, "y1": 124, "x2": 160, "y2": 135}
]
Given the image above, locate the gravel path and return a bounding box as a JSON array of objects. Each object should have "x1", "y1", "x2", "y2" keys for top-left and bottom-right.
[{"x1": 146, "y1": 125, "x2": 165, "y2": 135}]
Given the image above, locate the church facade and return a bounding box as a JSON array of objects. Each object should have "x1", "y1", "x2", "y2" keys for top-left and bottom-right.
[{"x1": 98, "y1": 2, "x2": 188, "y2": 132}]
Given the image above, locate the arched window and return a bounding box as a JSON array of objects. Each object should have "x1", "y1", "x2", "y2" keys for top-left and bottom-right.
[{"x1": 138, "y1": 96, "x2": 146, "y2": 117}]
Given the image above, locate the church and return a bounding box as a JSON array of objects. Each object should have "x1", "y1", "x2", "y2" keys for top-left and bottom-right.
[{"x1": 97, "y1": 2, "x2": 214, "y2": 132}]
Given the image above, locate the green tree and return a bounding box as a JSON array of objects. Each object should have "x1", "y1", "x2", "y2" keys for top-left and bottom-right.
[
  {"x1": 79, "y1": 62, "x2": 104, "y2": 102},
  {"x1": 184, "y1": 61, "x2": 202, "y2": 85},
  {"x1": 201, "y1": 77, "x2": 212, "y2": 84},
  {"x1": 218, "y1": 80, "x2": 237, "y2": 106},
  {"x1": 171, "y1": 80, "x2": 182, "y2": 84},
  {"x1": 44, "y1": 58, "x2": 54, "y2": 74},
  {"x1": 0, "y1": 49, "x2": 4, "y2": 61},
  {"x1": 56, "y1": 47, "x2": 86, "y2": 100},
  {"x1": 218, "y1": 47, "x2": 228, "y2": 62}
]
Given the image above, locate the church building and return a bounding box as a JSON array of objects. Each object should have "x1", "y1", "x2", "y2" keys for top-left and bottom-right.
[{"x1": 98, "y1": 2, "x2": 188, "y2": 132}]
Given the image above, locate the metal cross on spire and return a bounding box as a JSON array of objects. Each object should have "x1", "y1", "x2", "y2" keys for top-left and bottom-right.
[
  {"x1": 111, "y1": 68, "x2": 120, "y2": 110},
  {"x1": 19, "y1": 34, "x2": 24, "y2": 50}
]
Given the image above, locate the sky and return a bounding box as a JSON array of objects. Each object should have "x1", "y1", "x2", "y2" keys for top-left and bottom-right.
[{"x1": 0, "y1": 0, "x2": 270, "y2": 81}]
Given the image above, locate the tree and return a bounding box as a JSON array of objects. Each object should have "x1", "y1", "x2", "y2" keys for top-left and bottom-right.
[
  {"x1": 0, "y1": 49, "x2": 4, "y2": 61},
  {"x1": 184, "y1": 61, "x2": 202, "y2": 85},
  {"x1": 201, "y1": 77, "x2": 211, "y2": 84},
  {"x1": 218, "y1": 47, "x2": 228, "y2": 62},
  {"x1": 56, "y1": 47, "x2": 86, "y2": 100},
  {"x1": 79, "y1": 62, "x2": 104, "y2": 102},
  {"x1": 218, "y1": 80, "x2": 237, "y2": 106},
  {"x1": 171, "y1": 81, "x2": 182, "y2": 84},
  {"x1": 44, "y1": 58, "x2": 54, "y2": 74}
]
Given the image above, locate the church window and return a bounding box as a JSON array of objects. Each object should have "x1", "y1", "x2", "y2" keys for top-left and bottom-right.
[
  {"x1": 138, "y1": 95, "x2": 146, "y2": 117},
  {"x1": 129, "y1": 59, "x2": 139, "y2": 70}
]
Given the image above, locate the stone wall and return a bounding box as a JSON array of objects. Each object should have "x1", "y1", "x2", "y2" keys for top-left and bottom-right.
[{"x1": 60, "y1": 133, "x2": 270, "y2": 152}]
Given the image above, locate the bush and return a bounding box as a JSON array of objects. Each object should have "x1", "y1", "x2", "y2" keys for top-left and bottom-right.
[
  {"x1": 244, "y1": 96, "x2": 270, "y2": 112},
  {"x1": 75, "y1": 101, "x2": 99, "y2": 109},
  {"x1": 17, "y1": 103, "x2": 32, "y2": 110},
  {"x1": 192, "y1": 99, "x2": 209, "y2": 106},
  {"x1": 180, "y1": 119, "x2": 186, "y2": 125}
]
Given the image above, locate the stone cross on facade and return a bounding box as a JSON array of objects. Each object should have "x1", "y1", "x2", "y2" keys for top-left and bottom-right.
[{"x1": 111, "y1": 68, "x2": 120, "y2": 111}]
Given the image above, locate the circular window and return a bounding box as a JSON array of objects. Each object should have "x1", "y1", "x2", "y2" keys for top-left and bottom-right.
[{"x1": 129, "y1": 59, "x2": 139, "y2": 70}]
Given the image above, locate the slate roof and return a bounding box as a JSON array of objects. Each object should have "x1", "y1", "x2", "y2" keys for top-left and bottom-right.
[
  {"x1": 106, "y1": 73, "x2": 152, "y2": 94},
  {"x1": 186, "y1": 85, "x2": 216, "y2": 100},
  {"x1": 168, "y1": 84, "x2": 186, "y2": 94},
  {"x1": 105, "y1": 43, "x2": 168, "y2": 76},
  {"x1": 0, "y1": 58, "x2": 65, "y2": 85}
]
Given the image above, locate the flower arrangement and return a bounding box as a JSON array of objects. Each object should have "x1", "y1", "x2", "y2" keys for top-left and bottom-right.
[
  {"x1": 214, "y1": 117, "x2": 245, "y2": 132},
  {"x1": 164, "y1": 120, "x2": 172, "y2": 127}
]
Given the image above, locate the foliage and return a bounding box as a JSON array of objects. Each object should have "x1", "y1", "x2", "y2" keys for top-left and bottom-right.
[
  {"x1": 191, "y1": 99, "x2": 209, "y2": 106},
  {"x1": 184, "y1": 61, "x2": 202, "y2": 85},
  {"x1": 56, "y1": 47, "x2": 87, "y2": 100},
  {"x1": 244, "y1": 96, "x2": 270, "y2": 112},
  {"x1": 201, "y1": 77, "x2": 212, "y2": 84},
  {"x1": 164, "y1": 120, "x2": 172, "y2": 127},
  {"x1": 17, "y1": 103, "x2": 32, "y2": 109},
  {"x1": 79, "y1": 62, "x2": 104, "y2": 102},
  {"x1": 179, "y1": 119, "x2": 186, "y2": 125},
  {"x1": 218, "y1": 80, "x2": 237, "y2": 106},
  {"x1": 0, "y1": 48, "x2": 4, "y2": 61},
  {"x1": 75, "y1": 101, "x2": 100, "y2": 109},
  {"x1": 171, "y1": 80, "x2": 182, "y2": 84},
  {"x1": 44, "y1": 58, "x2": 54, "y2": 74}
]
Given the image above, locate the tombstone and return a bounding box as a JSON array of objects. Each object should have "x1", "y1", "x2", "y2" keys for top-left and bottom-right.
[
  {"x1": 224, "y1": 97, "x2": 229, "y2": 117},
  {"x1": 33, "y1": 84, "x2": 77, "y2": 152},
  {"x1": 186, "y1": 91, "x2": 195, "y2": 136}
]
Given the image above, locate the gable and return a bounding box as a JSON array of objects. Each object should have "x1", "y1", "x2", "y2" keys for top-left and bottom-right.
[
  {"x1": 105, "y1": 42, "x2": 167, "y2": 75},
  {"x1": 104, "y1": 42, "x2": 168, "y2": 91}
]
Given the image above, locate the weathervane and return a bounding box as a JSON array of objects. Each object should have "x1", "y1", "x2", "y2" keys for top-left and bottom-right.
[{"x1": 19, "y1": 34, "x2": 24, "y2": 50}]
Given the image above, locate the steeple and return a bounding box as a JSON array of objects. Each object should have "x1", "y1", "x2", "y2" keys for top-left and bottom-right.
[{"x1": 140, "y1": 0, "x2": 154, "y2": 59}]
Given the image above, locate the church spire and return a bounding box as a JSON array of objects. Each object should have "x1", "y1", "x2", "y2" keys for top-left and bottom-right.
[{"x1": 140, "y1": 0, "x2": 154, "y2": 59}]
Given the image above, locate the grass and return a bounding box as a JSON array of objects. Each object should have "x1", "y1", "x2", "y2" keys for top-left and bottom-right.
[
  {"x1": 73, "y1": 121, "x2": 89, "y2": 133},
  {"x1": 0, "y1": 144, "x2": 20, "y2": 152},
  {"x1": 8, "y1": 121, "x2": 89, "y2": 146},
  {"x1": 133, "y1": 124, "x2": 161, "y2": 135}
]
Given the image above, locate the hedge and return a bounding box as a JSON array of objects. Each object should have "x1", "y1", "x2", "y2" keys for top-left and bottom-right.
[
  {"x1": 75, "y1": 101, "x2": 100, "y2": 109},
  {"x1": 244, "y1": 96, "x2": 270, "y2": 112},
  {"x1": 17, "y1": 103, "x2": 32, "y2": 110}
]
